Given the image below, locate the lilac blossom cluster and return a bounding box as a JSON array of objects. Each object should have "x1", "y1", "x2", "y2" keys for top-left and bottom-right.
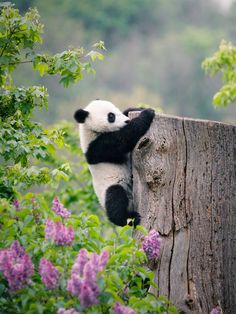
[
  {"x1": 0, "y1": 241, "x2": 34, "y2": 292},
  {"x1": 13, "y1": 199, "x2": 20, "y2": 211},
  {"x1": 210, "y1": 309, "x2": 220, "y2": 314},
  {"x1": 67, "y1": 248, "x2": 109, "y2": 308},
  {"x1": 141, "y1": 229, "x2": 161, "y2": 261},
  {"x1": 57, "y1": 308, "x2": 81, "y2": 314},
  {"x1": 39, "y1": 258, "x2": 59, "y2": 289},
  {"x1": 113, "y1": 303, "x2": 136, "y2": 314},
  {"x1": 45, "y1": 219, "x2": 74, "y2": 246},
  {"x1": 52, "y1": 197, "x2": 70, "y2": 218}
]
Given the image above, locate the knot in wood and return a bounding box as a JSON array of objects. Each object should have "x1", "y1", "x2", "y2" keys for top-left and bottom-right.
[
  {"x1": 185, "y1": 295, "x2": 194, "y2": 309},
  {"x1": 146, "y1": 169, "x2": 165, "y2": 191},
  {"x1": 137, "y1": 136, "x2": 152, "y2": 150},
  {"x1": 156, "y1": 137, "x2": 168, "y2": 153}
]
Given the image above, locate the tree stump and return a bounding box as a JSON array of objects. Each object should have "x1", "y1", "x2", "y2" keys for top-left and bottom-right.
[{"x1": 131, "y1": 112, "x2": 236, "y2": 314}]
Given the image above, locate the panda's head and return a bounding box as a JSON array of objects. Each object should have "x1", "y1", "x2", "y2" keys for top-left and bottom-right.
[{"x1": 74, "y1": 100, "x2": 130, "y2": 133}]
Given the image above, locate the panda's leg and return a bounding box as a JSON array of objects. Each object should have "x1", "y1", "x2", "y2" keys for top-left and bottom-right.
[{"x1": 105, "y1": 184, "x2": 141, "y2": 227}]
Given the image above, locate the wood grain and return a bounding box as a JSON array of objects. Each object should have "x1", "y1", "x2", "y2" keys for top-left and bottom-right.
[{"x1": 131, "y1": 112, "x2": 236, "y2": 313}]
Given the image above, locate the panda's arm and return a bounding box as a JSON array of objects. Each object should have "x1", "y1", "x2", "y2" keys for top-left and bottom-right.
[
  {"x1": 117, "y1": 109, "x2": 155, "y2": 152},
  {"x1": 86, "y1": 109, "x2": 155, "y2": 164}
]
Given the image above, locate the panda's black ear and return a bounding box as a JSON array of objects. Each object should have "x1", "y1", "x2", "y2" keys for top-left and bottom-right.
[{"x1": 74, "y1": 109, "x2": 89, "y2": 123}]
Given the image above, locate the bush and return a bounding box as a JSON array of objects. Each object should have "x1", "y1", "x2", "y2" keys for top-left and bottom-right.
[{"x1": 0, "y1": 197, "x2": 177, "y2": 313}]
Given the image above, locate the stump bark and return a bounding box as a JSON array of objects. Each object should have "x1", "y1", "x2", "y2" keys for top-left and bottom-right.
[{"x1": 131, "y1": 112, "x2": 236, "y2": 314}]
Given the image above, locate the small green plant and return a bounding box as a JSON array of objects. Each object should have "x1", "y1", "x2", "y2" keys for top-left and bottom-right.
[{"x1": 202, "y1": 40, "x2": 236, "y2": 107}]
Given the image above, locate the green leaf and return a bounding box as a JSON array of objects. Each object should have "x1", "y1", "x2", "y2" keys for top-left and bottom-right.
[
  {"x1": 51, "y1": 169, "x2": 69, "y2": 181},
  {"x1": 109, "y1": 271, "x2": 123, "y2": 287},
  {"x1": 168, "y1": 305, "x2": 179, "y2": 314},
  {"x1": 136, "y1": 225, "x2": 148, "y2": 235},
  {"x1": 35, "y1": 63, "x2": 49, "y2": 76},
  {"x1": 87, "y1": 214, "x2": 100, "y2": 226},
  {"x1": 93, "y1": 41, "x2": 106, "y2": 51},
  {"x1": 87, "y1": 50, "x2": 104, "y2": 62}
]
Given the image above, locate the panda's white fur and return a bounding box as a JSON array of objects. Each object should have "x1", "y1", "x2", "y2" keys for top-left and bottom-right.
[
  {"x1": 74, "y1": 99, "x2": 155, "y2": 226},
  {"x1": 88, "y1": 160, "x2": 132, "y2": 209},
  {"x1": 79, "y1": 100, "x2": 129, "y2": 151},
  {"x1": 79, "y1": 100, "x2": 132, "y2": 207}
]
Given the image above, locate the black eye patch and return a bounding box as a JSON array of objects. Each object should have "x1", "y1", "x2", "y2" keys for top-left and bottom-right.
[{"x1": 108, "y1": 112, "x2": 116, "y2": 123}]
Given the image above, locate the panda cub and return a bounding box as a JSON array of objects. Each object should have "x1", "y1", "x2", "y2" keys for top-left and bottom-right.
[{"x1": 74, "y1": 100, "x2": 155, "y2": 227}]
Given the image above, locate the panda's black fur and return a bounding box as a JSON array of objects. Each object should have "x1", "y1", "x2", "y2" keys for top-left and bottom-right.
[{"x1": 74, "y1": 100, "x2": 155, "y2": 227}]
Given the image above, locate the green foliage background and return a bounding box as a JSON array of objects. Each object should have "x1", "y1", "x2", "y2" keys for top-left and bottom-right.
[{"x1": 14, "y1": 0, "x2": 236, "y2": 124}]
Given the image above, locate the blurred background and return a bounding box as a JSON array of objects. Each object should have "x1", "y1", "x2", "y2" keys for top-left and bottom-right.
[{"x1": 15, "y1": 0, "x2": 236, "y2": 124}]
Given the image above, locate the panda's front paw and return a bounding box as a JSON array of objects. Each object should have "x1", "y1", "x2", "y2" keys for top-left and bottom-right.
[
  {"x1": 128, "y1": 211, "x2": 141, "y2": 227},
  {"x1": 141, "y1": 109, "x2": 155, "y2": 122}
]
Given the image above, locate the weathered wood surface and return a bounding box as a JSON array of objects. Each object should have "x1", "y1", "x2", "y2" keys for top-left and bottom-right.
[{"x1": 131, "y1": 112, "x2": 236, "y2": 314}]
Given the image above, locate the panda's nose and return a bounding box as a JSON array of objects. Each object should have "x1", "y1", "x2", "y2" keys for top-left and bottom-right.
[{"x1": 125, "y1": 120, "x2": 130, "y2": 124}]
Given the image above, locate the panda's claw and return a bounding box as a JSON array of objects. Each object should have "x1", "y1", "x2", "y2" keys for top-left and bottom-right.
[
  {"x1": 141, "y1": 108, "x2": 155, "y2": 121},
  {"x1": 128, "y1": 211, "x2": 141, "y2": 227}
]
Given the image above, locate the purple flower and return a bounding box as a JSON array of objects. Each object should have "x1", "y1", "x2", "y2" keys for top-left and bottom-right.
[
  {"x1": 53, "y1": 222, "x2": 74, "y2": 246},
  {"x1": 45, "y1": 219, "x2": 74, "y2": 246},
  {"x1": 83, "y1": 261, "x2": 99, "y2": 297},
  {"x1": 13, "y1": 199, "x2": 20, "y2": 211},
  {"x1": 39, "y1": 258, "x2": 59, "y2": 289},
  {"x1": 210, "y1": 309, "x2": 220, "y2": 314},
  {"x1": 67, "y1": 273, "x2": 82, "y2": 296},
  {"x1": 93, "y1": 249, "x2": 109, "y2": 272},
  {"x1": 10, "y1": 240, "x2": 25, "y2": 257},
  {"x1": 72, "y1": 249, "x2": 89, "y2": 276},
  {"x1": 0, "y1": 241, "x2": 34, "y2": 292},
  {"x1": 79, "y1": 282, "x2": 99, "y2": 308},
  {"x1": 57, "y1": 308, "x2": 81, "y2": 314},
  {"x1": 52, "y1": 197, "x2": 70, "y2": 218},
  {"x1": 67, "y1": 249, "x2": 109, "y2": 309},
  {"x1": 114, "y1": 303, "x2": 136, "y2": 314},
  {"x1": 45, "y1": 219, "x2": 55, "y2": 240},
  {"x1": 142, "y1": 229, "x2": 161, "y2": 261}
]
